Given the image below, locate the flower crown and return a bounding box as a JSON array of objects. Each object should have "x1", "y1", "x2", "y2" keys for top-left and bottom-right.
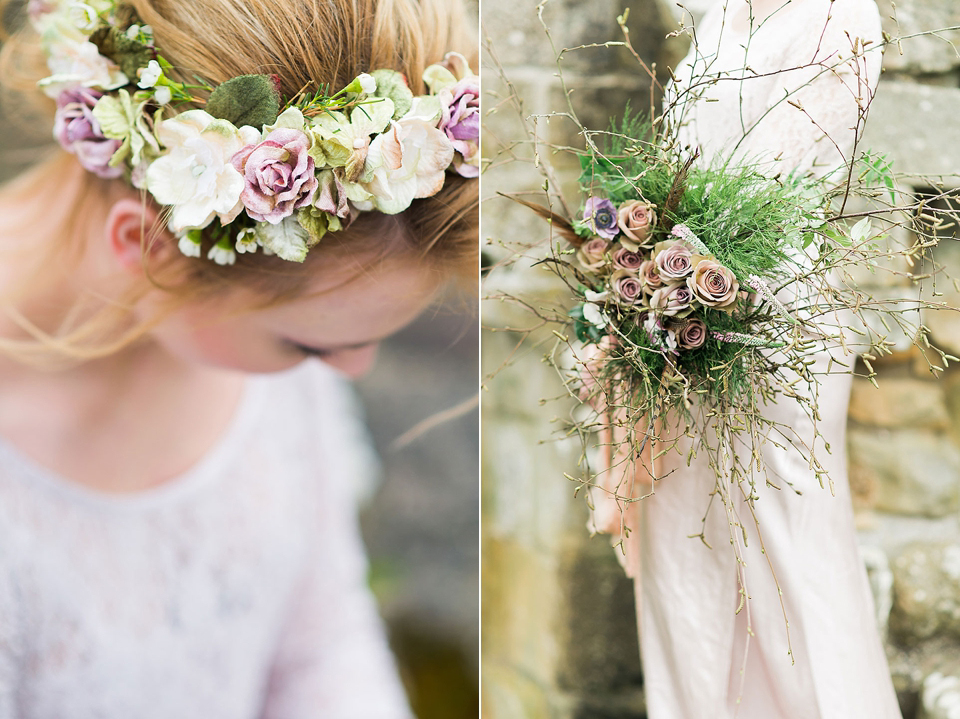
[{"x1": 31, "y1": 0, "x2": 479, "y2": 264}]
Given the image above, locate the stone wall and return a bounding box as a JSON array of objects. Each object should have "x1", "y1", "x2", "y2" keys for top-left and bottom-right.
[{"x1": 482, "y1": 1, "x2": 960, "y2": 717}]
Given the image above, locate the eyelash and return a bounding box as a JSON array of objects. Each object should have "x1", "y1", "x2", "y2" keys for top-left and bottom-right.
[{"x1": 290, "y1": 343, "x2": 332, "y2": 359}]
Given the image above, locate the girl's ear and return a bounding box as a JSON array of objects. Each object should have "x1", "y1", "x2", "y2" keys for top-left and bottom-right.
[{"x1": 105, "y1": 198, "x2": 169, "y2": 271}]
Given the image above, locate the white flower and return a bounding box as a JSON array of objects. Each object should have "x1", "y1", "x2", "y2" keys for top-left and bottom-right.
[
  {"x1": 38, "y1": 37, "x2": 128, "y2": 98},
  {"x1": 235, "y1": 228, "x2": 258, "y2": 254},
  {"x1": 177, "y1": 233, "x2": 201, "y2": 258},
  {"x1": 64, "y1": 2, "x2": 98, "y2": 31},
  {"x1": 124, "y1": 23, "x2": 153, "y2": 42},
  {"x1": 643, "y1": 314, "x2": 678, "y2": 353},
  {"x1": 582, "y1": 303, "x2": 608, "y2": 330},
  {"x1": 584, "y1": 289, "x2": 610, "y2": 303},
  {"x1": 137, "y1": 59, "x2": 162, "y2": 89},
  {"x1": 343, "y1": 72, "x2": 378, "y2": 95},
  {"x1": 361, "y1": 115, "x2": 454, "y2": 214},
  {"x1": 146, "y1": 110, "x2": 261, "y2": 233},
  {"x1": 264, "y1": 106, "x2": 307, "y2": 134},
  {"x1": 207, "y1": 242, "x2": 236, "y2": 266},
  {"x1": 357, "y1": 73, "x2": 377, "y2": 94},
  {"x1": 154, "y1": 85, "x2": 172, "y2": 105}
]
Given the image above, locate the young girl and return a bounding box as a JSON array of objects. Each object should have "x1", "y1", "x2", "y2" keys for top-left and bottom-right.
[{"x1": 0, "y1": 0, "x2": 477, "y2": 715}]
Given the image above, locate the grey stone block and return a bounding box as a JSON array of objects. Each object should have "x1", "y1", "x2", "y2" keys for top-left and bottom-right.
[
  {"x1": 556, "y1": 536, "x2": 643, "y2": 693},
  {"x1": 862, "y1": 82, "x2": 960, "y2": 182},
  {"x1": 891, "y1": 541, "x2": 960, "y2": 645},
  {"x1": 849, "y1": 375, "x2": 950, "y2": 430},
  {"x1": 877, "y1": 0, "x2": 960, "y2": 75},
  {"x1": 848, "y1": 428, "x2": 960, "y2": 517}
]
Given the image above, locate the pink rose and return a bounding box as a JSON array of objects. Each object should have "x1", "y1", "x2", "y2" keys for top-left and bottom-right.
[
  {"x1": 638, "y1": 260, "x2": 663, "y2": 294},
  {"x1": 687, "y1": 259, "x2": 740, "y2": 311},
  {"x1": 54, "y1": 87, "x2": 123, "y2": 179},
  {"x1": 576, "y1": 238, "x2": 611, "y2": 271},
  {"x1": 232, "y1": 128, "x2": 319, "y2": 224},
  {"x1": 675, "y1": 318, "x2": 707, "y2": 349},
  {"x1": 654, "y1": 240, "x2": 703, "y2": 280},
  {"x1": 649, "y1": 283, "x2": 694, "y2": 317},
  {"x1": 617, "y1": 200, "x2": 656, "y2": 246},
  {"x1": 612, "y1": 245, "x2": 644, "y2": 272},
  {"x1": 611, "y1": 270, "x2": 645, "y2": 305},
  {"x1": 439, "y1": 76, "x2": 479, "y2": 178}
]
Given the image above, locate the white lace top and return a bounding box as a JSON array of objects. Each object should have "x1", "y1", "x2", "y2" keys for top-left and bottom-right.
[{"x1": 0, "y1": 361, "x2": 413, "y2": 719}]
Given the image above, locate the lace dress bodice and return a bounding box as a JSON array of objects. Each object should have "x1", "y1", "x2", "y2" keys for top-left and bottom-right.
[{"x1": 0, "y1": 361, "x2": 412, "y2": 719}]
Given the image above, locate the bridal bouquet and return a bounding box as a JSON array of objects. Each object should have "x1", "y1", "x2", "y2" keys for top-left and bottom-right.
[
  {"x1": 503, "y1": 107, "x2": 954, "y2": 510},
  {"x1": 568, "y1": 133, "x2": 822, "y2": 414}
]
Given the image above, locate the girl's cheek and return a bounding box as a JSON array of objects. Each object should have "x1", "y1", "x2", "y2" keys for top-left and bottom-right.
[{"x1": 152, "y1": 324, "x2": 303, "y2": 374}]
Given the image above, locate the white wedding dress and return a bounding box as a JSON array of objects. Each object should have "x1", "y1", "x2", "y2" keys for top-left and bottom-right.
[
  {"x1": 590, "y1": 2, "x2": 903, "y2": 717},
  {"x1": 0, "y1": 361, "x2": 412, "y2": 719}
]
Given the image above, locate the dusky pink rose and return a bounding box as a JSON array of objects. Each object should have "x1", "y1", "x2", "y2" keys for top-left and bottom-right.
[
  {"x1": 653, "y1": 240, "x2": 705, "y2": 280},
  {"x1": 676, "y1": 318, "x2": 707, "y2": 349},
  {"x1": 54, "y1": 87, "x2": 123, "y2": 179},
  {"x1": 638, "y1": 260, "x2": 663, "y2": 293},
  {"x1": 612, "y1": 245, "x2": 644, "y2": 272},
  {"x1": 687, "y1": 259, "x2": 740, "y2": 311},
  {"x1": 576, "y1": 238, "x2": 611, "y2": 271},
  {"x1": 649, "y1": 283, "x2": 694, "y2": 317},
  {"x1": 232, "y1": 127, "x2": 318, "y2": 224},
  {"x1": 617, "y1": 200, "x2": 656, "y2": 246},
  {"x1": 611, "y1": 270, "x2": 645, "y2": 305},
  {"x1": 439, "y1": 76, "x2": 479, "y2": 178}
]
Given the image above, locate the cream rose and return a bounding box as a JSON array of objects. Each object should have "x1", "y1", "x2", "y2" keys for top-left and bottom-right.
[
  {"x1": 687, "y1": 259, "x2": 739, "y2": 311},
  {"x1": 617, "y1": 200, "x2": 656, "y2": 248},
  {"x1": 638, "y1": 260, "x2": 663, "y2": 294},
  {"x1": 576, "y1": 238, "x2": 611, "y2": 271}
]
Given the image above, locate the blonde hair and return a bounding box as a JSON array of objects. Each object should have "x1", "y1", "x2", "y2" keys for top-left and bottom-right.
[{"x1": 0, "y1": 0, "x2": 478, "y2": 365}]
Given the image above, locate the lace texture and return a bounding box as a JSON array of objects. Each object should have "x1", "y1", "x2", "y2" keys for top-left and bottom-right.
[{"x1": 0, "y1": 361, "x2": 412, "y2": 719}]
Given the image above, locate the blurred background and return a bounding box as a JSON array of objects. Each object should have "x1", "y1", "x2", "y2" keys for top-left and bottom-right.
[
  {"x1": 482, "y1": 1, "x2": 960, "y2": 717},
  {"x1": 357, "y1": 312, "x2": 478, "y2": 719}
]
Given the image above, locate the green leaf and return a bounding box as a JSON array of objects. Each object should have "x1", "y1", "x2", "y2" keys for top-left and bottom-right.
[
  {"x1": 90, "y1": 26, "x2": 153, "y2": 81},
  {"x1": 296, "y1": 208, "x2": 343, "y2": 246},
  {"x1": 205, "y1": 75, "x2": 280, "y2": 130},
  {"x1": 568, "y1": 305, "x2": 601, "y2": 344},
  {"x1": 371, "y1": 69, "x2": 413, "y2": 119},
  {"x1": 254, "y1": 216, "x2": 309, "y2": 262}
]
